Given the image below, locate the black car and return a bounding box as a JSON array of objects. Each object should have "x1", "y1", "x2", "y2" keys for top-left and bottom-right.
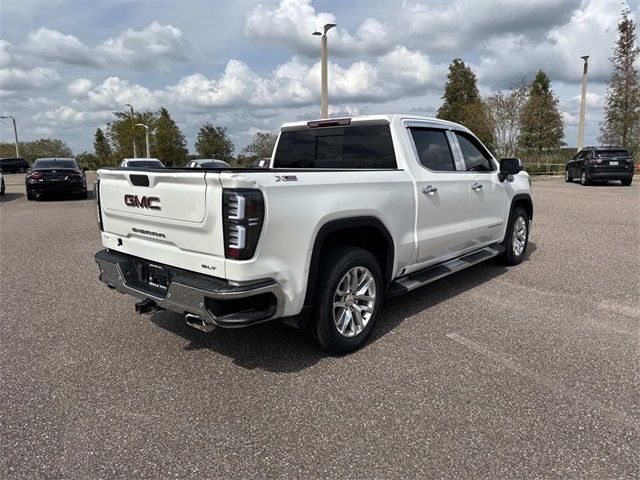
[
  {"x1": 565, "y1": 146, "x2": 634, "y2": 186},
  {"x1": 248, "y1": 157, "x2": 270, "y2": 168},
  {"x1": 0, "y1": 157, "x2": 30, "y2": 173},
  {"x1": 25, "y1": 158, "x2": 88, "y2": 200}
]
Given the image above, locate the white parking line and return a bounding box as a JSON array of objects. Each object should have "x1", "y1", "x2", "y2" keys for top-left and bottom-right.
[{"x1": 446, "y1": 332, "x2": 639, "y2": 431}]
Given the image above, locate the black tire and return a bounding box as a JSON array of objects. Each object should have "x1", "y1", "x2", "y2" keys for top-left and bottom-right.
[
  {"x1": 79, "y1": 190, "x2": 88, "y2": 199},
  {"x1": 27, "y1": 191, "x2": 36, "y2": 201},
  {"x1": 621, "y1": 178, "x2": 632, "y2": 186},
  {"x1": 502, "y1": 206, "x2": 529, "y2": 266},
  {"x1": 309, "y1": 246, "x2": 383, "y2": 354},
  {"x1": 580, "y1": 170, "x2": 590, "y2": 186},
  {"x1": 564, "y1": 169, "x2": 572, "y2": 182},
  {"x1": 0, "y1": 179, "x2": 5, "y2": 196}
]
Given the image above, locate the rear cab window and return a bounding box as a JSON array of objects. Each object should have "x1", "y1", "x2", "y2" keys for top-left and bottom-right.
[
  {"x1": 273, "y1": 124, "x2": 397, "y2": 169},
  {"x1": 409, "y1": 129, "x2": 457, "y2": 171}
]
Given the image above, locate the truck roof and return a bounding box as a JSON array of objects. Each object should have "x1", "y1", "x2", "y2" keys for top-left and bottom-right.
[{"x1": 281, "y1": 114, "x2": 467, "y2": 131}]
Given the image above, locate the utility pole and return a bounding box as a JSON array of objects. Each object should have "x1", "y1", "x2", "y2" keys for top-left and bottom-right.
[
  {"x1": 577, "y1": 55, "x2": 589, "y2": 151},
  {"x1": 312, "y1": 23, "x2": 336, "y2": 118},
  {"x1": 124, "y1": 104, "x2": 138, "y2": 157},
  {"x1": 136, "y1": 123, "x2": 151, "y2": 158},
  {"x1": 0, "y1": 115, "x2": 20, "y2": 157}
]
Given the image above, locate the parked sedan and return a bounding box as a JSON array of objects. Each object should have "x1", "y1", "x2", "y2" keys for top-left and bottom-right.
[
  {"x1": 0, "y1": 157, "x2": 30, "y2": 173},
  {"x1": 119, "y1": 158, "x2": 165, "y2": 168},
  {"x1": 248, "y1": 157, "x2": 271, "y2": 168},
  {"x1": 185, "y1": 159, "x2": 231, "y2": 168},
  {"x1": 566, "y1": 146, "x2": 634, "y2": 186},
  {"x1": 25, "y1": 158, "x2": 88, "y2": 200}
]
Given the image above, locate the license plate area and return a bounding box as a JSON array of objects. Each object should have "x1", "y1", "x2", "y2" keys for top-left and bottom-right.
[
  {"x1": 609, "y1": 161, "x2": 618, "y2": 166},
  {"x1": 130, "y1": 259, "x2": 174, "y2": 295},
  {"x1": 143, "y1": 263, "x2": 170, "y2": 291}
]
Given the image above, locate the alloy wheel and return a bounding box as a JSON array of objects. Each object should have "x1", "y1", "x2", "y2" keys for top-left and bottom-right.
[
  {"x1": 512, "y1": 216, "x2": 527, "y2": 257},
  {"x1": 332, "y1": 266, "x2": 376, "y2": 338}
]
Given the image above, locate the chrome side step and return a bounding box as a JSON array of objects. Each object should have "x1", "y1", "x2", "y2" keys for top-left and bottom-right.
[{"x1": 387, "y1": 245, "x2": 505, "y2": 297}]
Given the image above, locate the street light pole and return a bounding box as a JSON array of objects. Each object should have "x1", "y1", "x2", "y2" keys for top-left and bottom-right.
[
  {"x1": 135, "y1": 123, "x2": 151, "y2": 158},
  {"x1": 124, "y1": 103, "x2": 138, "y2": 158},
  {"x1": 0, "y1": 115, "x2": 20, "y2": 157},
  {"x1": 312, "y1": 23, "x2": 336, "y2": 118},
  {"x1": 577, "y1": 55, "x2": 589, "y2": 151}
]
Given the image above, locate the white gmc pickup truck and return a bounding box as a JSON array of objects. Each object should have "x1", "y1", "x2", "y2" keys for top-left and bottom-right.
[{"x1": 94, "y1": 115, "x2": 532, "y2": 353}]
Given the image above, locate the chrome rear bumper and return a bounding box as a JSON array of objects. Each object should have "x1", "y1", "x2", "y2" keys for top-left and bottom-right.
[{"x1": 94, "y1": 249, "x2": 285, "y2": 328}]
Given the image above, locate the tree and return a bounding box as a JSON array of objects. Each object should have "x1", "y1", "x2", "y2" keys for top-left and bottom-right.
[
  {"x1": 93, "y1": 128, "x2": 112, "y2": 166},
  {"x1": 0, "y1": 138, "x2": 73, "y2": 162},
  {"x1": 154, "y1": 107, "x2": 188, "y2": 166},
  {"x1": 484, "y1": 82, "x2": 529, "y2": 158},
  {"x1": 520, "y1": 70, "x2": 564, "y2": 152},
  {"x1": 241, "y1": 132, "x2": 277, "y2": 162},
  {"x1": 599, "y1": 8, "x2": 640, "y2": 155},
  {"x1": 76, "y1": 151, "x2": 98, "y2": 170},
  {"x1": 195, "y1": 123, "x2": 234, "y2": 161},
  {"x1": 437, "y1": 58, "x2": 492, "y2": 146},
  {"x1": 106, "y1": 110, "x2": 155, "y2": 162}
]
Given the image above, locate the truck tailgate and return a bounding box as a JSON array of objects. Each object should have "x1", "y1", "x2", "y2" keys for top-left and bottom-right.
[{"x1": 98, "y1": 169, "x2": 226, "y2": 276}]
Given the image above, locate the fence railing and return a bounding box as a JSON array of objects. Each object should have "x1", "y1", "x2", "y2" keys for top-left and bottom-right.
[{"x1": 523, "y1": 163, "x2": 566, "y2": 175}]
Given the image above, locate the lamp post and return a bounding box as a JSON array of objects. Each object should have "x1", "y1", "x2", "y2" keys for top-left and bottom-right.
[
  {"x1": 577, "y1": 55, "x2": 589, "y2": 151},
  {"x1": 312, "y1": 23, "x2": 336, "y2": 118},
  {"x1": 0, "y1": 115, "x2": 20, "y2": 157},
  {"x1": 124, "y1": 103, "x2": 138, "y2": 158},
  {"x1": 135, "y1": 123, "x2": 151, "y2": 158}
]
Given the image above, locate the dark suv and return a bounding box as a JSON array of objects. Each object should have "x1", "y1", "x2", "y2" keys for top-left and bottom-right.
[
  {"x1": 0, "y1": 157, "x2": 30, "y2": 173},
  {"x1": 565, "y1": 146, "x2": 634, "y2": 186}
]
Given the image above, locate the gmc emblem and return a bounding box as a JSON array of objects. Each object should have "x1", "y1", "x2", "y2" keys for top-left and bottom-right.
[{"x1": 124, "y1": 194, "x2": 161, "y2": 210}]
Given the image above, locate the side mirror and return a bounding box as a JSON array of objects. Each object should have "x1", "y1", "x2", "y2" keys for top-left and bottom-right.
[{"x1": 499, "y1": 158, "x2": 522, "y2": 181}]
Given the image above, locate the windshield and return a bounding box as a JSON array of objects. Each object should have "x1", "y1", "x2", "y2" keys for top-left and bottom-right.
[
  {"x1": 33, "y1": 160, "x2": 78, "y2": 170},
  {"x1": 126, "y1": 160, "x2": 164, "y2": 168},
  {"x1": 593, "y1": 150, "x2": 629, "y2": 158}
]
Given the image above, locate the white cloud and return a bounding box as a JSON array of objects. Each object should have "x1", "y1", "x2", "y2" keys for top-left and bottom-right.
[
  {"x1": 0, "y1": 40, "x2": 13, "y2": 68},
  {"x1": 23, "y1": 28, "x2": 94, "y2": 65},
  {"x1": 17, "y1": 22, "x2": 188, "y2": 70},
  {"x1": 96, "y1": 22, "x2": 188, "y2": 69},
  {"x1": 475, "y1": 1, "x2": 628, "y2": 87},
  {"x1": 67, "y1": 78, "x2": 94, "y2": 97},
  {"x1": 83, "y1": 77, "x2": 163, "y2": 111},
  {"x1": 0, "y1": 67, "x2": 61, "y2": 93},
  {"x1": 244, "y1": 0, "x2": 392, "y2": 56},
  {"x1": 168, "y1": 61, "x2": 259, "y2": 109},
  {"x1": 33, "y1": 105, "x2": 112, "y2": 125},
  {"x1": 244, "y1": 0, "x2": 581, "y2": 57}
]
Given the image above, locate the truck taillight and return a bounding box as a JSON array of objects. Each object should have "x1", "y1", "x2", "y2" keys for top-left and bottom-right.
[
  {"x1": 94, "y1": 179, "x2": 103, "y2": 231},
  {"x1": 223, "y1": 189, "x2": 264, "y2": 260}
]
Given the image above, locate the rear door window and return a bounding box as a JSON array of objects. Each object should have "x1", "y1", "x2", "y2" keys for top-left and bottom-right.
[
  {"x1": 455, "y1": 132, "x2": 495, "y2": 172},
  {"x1": 273, "y1": 124, "x2": 397, "y2": 169},
  {"x1": 409, "y1": 129, "x2": 456, "y2": 171}
]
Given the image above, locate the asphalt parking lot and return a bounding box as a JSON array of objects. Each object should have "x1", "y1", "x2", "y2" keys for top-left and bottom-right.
[{"x1": 1, "y1": 173, "x2": 638, "y2": 479}]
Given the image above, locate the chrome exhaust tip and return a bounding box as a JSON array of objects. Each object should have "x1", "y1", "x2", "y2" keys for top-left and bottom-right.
[{"x1": 185, "y1": 313, "x2": 215, "y2": 333}]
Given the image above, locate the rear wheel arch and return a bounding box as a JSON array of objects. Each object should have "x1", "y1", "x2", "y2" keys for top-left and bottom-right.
[{"x1": 303, "y1": 217, "x2": 395, "y2": 308}]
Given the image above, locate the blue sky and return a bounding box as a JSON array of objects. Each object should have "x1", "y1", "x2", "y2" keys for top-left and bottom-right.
[{"x1": 1, "y1": 0, "x2": 639, "y2": 155}]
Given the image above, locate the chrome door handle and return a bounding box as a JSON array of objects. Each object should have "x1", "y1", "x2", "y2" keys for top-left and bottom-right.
[
  {"x1": 471, "y1": 182, "x2": 483, "y2": 191},
  {"x1": 422, "y1": 185, "x2": 438, "y2": 195}
]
